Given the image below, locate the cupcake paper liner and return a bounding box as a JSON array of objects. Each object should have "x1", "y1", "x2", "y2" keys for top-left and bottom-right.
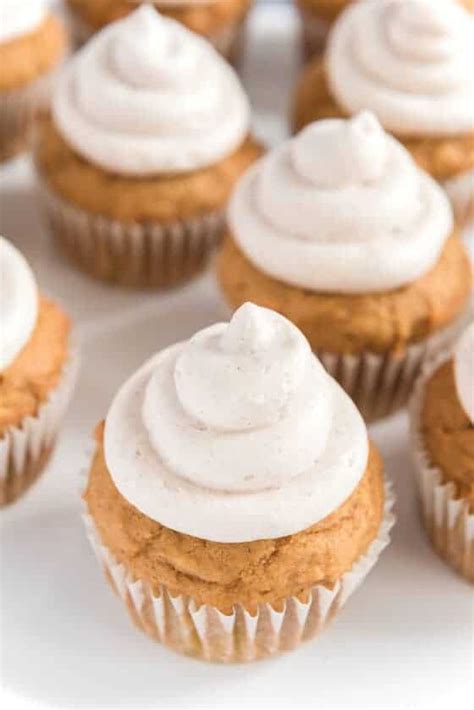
[
  {"x1": 315, "y1": 305, "x2": 472, "y2": 422},
  {"x1": 80, "y1": 471, "x2": 394, "y2": 663},
  {"x1": 0, "y1": 69, "x2": 57, "y2": 163},
  {"x1": 37, "y1": 180, "x2": 225, "y2": 288},
  {"x1": 409, "y1": 352, "x2": 474, "y2": 583},
  {"x1": 67, "y1": 7, "x2": 247, "y2": 64},
  {"x1": 297, "y1": 7, "x2": 331, "y2": 59},
  {"x1": 0, "y1": 346, "x2": 79, "y2": 507},
  {"x1": 444, "y1": 171, "x2": 474, "y2": 227}
]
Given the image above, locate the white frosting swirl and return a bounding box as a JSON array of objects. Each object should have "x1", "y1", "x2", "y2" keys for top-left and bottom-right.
[
  {"x1": 229, "y1": 113, "x2": 452, "y2": 293},
  {"x1": 0, "y1": 237, "x2": 38, "y2": 371},
  {"x1": 454, "y1": 323, "x2": 474, "y2": 424},
  {"x1": 104, "y1": 304, "x2": 369, "y2": 542},
  {"x1": 327, "y1": 0, "x2": 474, "y2": 135},
  {"x1": 0, "y1": 0, "x2": 47, "y2": 44},
  {"x1": 52, "y1": 5, "x2": 250, "y2": 175}
]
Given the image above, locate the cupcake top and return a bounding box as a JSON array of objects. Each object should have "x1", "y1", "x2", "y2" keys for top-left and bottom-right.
[
  {"x1": 0, "y1": 0, "x2": 47, "y2": 44},
  {"x1": 454, "y1": 322, "x2": 474, "y2": 423},
  {"x1": 0, "y1": 237, "x2": 38, "y2": 371},
  {"x1": 228, "y1": 112, "x2": 452, "y2": 293},
  {"x1": 104, "y1": 303, "x2": 369, "y2": 542},
  {"x1": 52, "y1": 5, "x2": 250, "y2": 176},
  {"x1": 326, "y1": 0, "x2": 474, "y2": 136}
]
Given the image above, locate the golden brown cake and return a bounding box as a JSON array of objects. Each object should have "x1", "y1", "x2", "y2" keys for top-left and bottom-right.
[
  {"x1": 419, "y1": 360, "x2": 474, "y2": 511},
  {"x1": 35, "y1": 7, "x2": 261, "y2": 288},
  {"x1": 217, "y1": 234, "x2": 472, "y2": 356},
  {"x1": 0, "y1": 296, "x2": 70, "y2": 436},
  {"x1": 85, "y1": 424, "x2": 385, "y2": 614},
  {"x1": 410, "y1": 324, "x2": 474, "y2": 582},
  {"x1": 81, "y1": 304, "x2": 394, "y2": 660},
  {"x1": 36, "y1": 119, "x2": 262, "y2": 223},
  {"x1": 216, "y1": 112, "x2": 472, "y2": 421},
  {"x1": 0, "y1": 11, "x2": 68, "y2": 161},
  {"x1": 66, "y1": 0, "x2": 253, "y2": 59},
  {"x1": 0, "y1": 238, "x2": 77, "y2": 507}
]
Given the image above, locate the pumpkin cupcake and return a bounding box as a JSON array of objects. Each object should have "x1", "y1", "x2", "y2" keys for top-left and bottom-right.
[
  {"x1": 0, "y1": 237, "x2": 78, "y2": 507},
  {"x1": 294, "y1": 0, "x2": 474, "y2": 58},
  {"x1": 65, "y1": 0, "x2": 253, "y2": 61},
  {"x1": 34, "y1": 6, "x2": 261, "y2": 288},
  {"x1": 292, "y1": 0, "x2": 474, "y2": 224},
  {"x1": 0, "y1": 0, "x2": 68, "y2": 162},
  {"x1": 82, "y1": 303, "x2": 394, "y2": 662},
  {"x1": 410, "y1": 322, "x2": 474, "y2": 583},
  {"x1": 217, "y1": 113, "x2": 472, "y2": 421}
]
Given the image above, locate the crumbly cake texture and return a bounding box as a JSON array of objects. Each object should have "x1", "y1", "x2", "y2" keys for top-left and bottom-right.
[
  {"x1": 0, "y1": 295, "x2": 70, "y2": 435},
  {"x1": 0, "y1": 15, "x2": 67, "y2": 92},
  {"x1": 84, "y1": 423, "x2": 385, "y2": 614},
  {"x1": 420, "y1": 359, "x2": 474, "y2": 511},
  {"x1": 295, "y1": 0, "x2": 474, "y2": 25},
  {"x1": 35, "y1": 120, "x2": 263, "y2": 222},
  {"x1": 291, "y1": 60, "x2": 474, "y2": 182},
  {"x1": 66, "y1": 0, "x2": 252, "y2": 36},
  {"x1": 217, "y1": 234, "x2": 472, "y2": 356}
]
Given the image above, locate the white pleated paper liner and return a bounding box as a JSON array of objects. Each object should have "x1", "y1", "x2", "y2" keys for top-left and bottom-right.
[
  {"x1": 318, "y1": 304, "x2": 473, "y2": 422},
  {"x1": 37, "y1": 179, "x2": 225, "y2": 288},
  {"x1": 0, "y1": 68, "x2": 58, "y2": 163},
  {"x1": 66, "y1": 6, "x2": 248, "y2": 63},
  {"x1": 0, "y1": 346, "x2": 79, "y2": 507},
  {"x1": 80, "y1": 468, "x2": 395, "y2": 663},
  {"x1": 444, "y1": 171, "x2": 474, "y2": 227},
  {"x1": 409, "y1": 352, "x2": 474, "y2": 583},
  {"x1": 297, "y1": 6, "x2": 331, "y2": 59}
]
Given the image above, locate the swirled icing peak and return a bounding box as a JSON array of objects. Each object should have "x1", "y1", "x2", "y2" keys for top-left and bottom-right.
[
  {"x1": 293, "y1": 111, "x2": 388, "y2": 188},
  {"x1": 0, "y1": 0, "x2": 47, "y2": 44},
  {"x1": 454, "y1": 323, "x2": 474, "y2": 424},
  {"x1": 0, "y1": 237, "x2": 38, "y2": 371},
  {"x1": 104, "y1": 304, "x2": 369, "y2": 542},
  {"x1": 228, "y1": 113, "x2": 452, "y2": 293},
  {"x1": 52, "y1": 5, "x2": 250, "y2": 175},
  {"x1": 327, "y1": 0, "x2": 474, "y2": 135}
]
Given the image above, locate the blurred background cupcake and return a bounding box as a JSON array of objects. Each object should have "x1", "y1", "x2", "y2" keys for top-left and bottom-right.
[
  {"x1": 295, "y1": 0, "x2": 474, "y2": 59},
  {"x1": 34, "y1": 6, "x2": 261, "y2": 288},
  {"x1": 292, "y1": 0, "x2": 474, "y2": 224},
  {"x1": 64, "y1": 0, "x2": 254, "y2": 62},
  {"x1": 0, "y1": 237, "x2": 78, "y2": 506},
  {"x1": 410, "y1": 322, "x2": 474, "y2": 583},
  {"x1": 217, "y1": 113, "x2": 472, "y2": 421},
  {"x1": 0, "y1": 0, "x2": 68, "y2": 162},
  {"x1": 82, "y1": 303, "x2": 394, "y2": 662}
]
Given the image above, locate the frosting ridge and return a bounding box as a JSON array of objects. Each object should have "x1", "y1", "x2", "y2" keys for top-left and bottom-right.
[
  {"x1": 228, "y1": 113, "x2": 452, "y2": 293},
  {"x1": 326, "y1": 0, "x2": 474, "y2": 135},
  {"x1": 104, "y1": 304, "x2": 369, "y2": 542},
  {"x1": 53, "y1": 5, "x2": 250, "y2": 175},
  {"x1": 0, "y1": 237, "x2": 38, "y2": 371}
]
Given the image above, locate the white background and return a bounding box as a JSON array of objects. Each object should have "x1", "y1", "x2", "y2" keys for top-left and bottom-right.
[{"x1": 1, "y1": 4, "x2": 473, "y2": 709}]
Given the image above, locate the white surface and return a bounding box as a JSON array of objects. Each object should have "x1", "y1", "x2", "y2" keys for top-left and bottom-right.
[{"x1": 0, "y1": 5, "x2": 473, "y2": 710}]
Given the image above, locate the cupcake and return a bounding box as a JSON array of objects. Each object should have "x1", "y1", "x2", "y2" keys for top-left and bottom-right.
[
  {"x1": 65, "y1": 0, "x2": 253, "y2": 61},
  {"x1": 292, "y1": 0, "x2": 474, "y2": 224},
  {"x1": 0, "y1": 0, "x2": 68, "y2": 162},
  {"x1": 295, "y1": 0, "x2": 474, "y2": 59},
  {"x1": 0, "y1": 237, "x2": 78, "y2": 506},
  {"x1": 34, "y1": 6, "x2": 261, "y2": 288},
  {"x1": 82, "y1": 303, "x2": 394, "y2": 662},
  {"x1": 410, "y1": 323, "x2": 474, "y2": 583},
  {"x1": 217, "y1": 113, "x2": 472, "y2": 421}
]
